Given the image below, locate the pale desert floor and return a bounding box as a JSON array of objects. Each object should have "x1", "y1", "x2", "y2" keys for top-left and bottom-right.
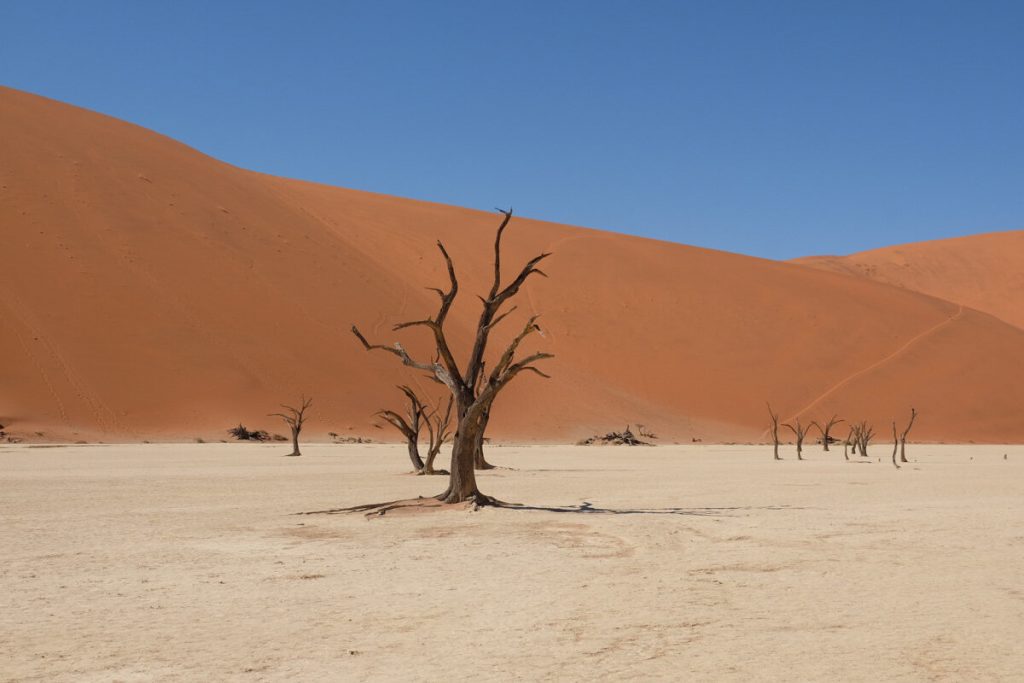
[{"x1": 2, "y1": 443, "x2": 1022, "y2": 682}]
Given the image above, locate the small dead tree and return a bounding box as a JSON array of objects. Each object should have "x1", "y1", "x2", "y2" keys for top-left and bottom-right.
[
  {"x1": 353, "y1": 209, "x2": 553, "y2": 506},
  {"x1": 377, "y1": 386, "x2": 427, "y2": 473},
  {"x1": 422, "y1": 394, "x2": 454, "y2": 475},
  {"x1": 767, "y1": 403, "x2": 782, "y2": 460},
  {"x1": 845, "y1": 424, "x2": 860, "y2": 459},
  {"x1": 811, "y1": 415, "x2": 844, "y2": 452},
  {"x1": 269, "y1": 396, "x2": 313, "y2": 457},
  {"x1": 856, "y1": 421, "x2": 874, "y2": 458},
  {"x1": 783, "y1": 417, "x2": 812, "y2": 460},
  {"x1": 891, "y1": 421, "x2": 900, "y2": 469},
  {"x1": 898, "y1": 407, "x2": 917, "y2": 463}
]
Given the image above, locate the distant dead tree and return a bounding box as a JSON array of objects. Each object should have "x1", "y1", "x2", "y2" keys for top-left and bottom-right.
[
  {"x1": 377, "y1": 386, "x2": 428, "y2": 473},
  {"x1": 856, "y1": 421, "x2": 874, "y2": 458},
  {"x1": 767, "y1": 403, "x2": 781, "y2": 460},
  {"x1": 353, "y1": 209, "x2": 552, "y2": 505},
  {"x1": 782, "y1": 417, "x2": 811, "y2": 460},
  {"x1": 811, "y1": 415, "x2": 844, "y2": 452},
  {"x1": 898, "y1": 407, "x2": 917, "y2": 463},
  {"x1": 845, "y1": 424, "x2": 859, "y2": 459},
  {"x1": 891, "y1": 421, "x2": 900, "y2": 469},
  {"x1": 269, "y1": 396, "x2": 313, "y2": 457},
  {"x1": 423, "y1": 395, "x2": 454, "y2": 475}
]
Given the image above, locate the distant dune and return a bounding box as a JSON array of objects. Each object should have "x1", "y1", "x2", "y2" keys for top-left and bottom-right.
[
  {"x1": 2, "y1": 86, "x2": 1023, "y2": 443},
  {"x1": 794, "y1": 231, "x2": 1024, "y2": 331}
]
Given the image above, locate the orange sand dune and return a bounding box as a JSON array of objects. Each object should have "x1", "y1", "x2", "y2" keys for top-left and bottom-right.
[
  {"x1": 795, "y1": 231, "x2": 1024, "y2": 330},
  {"x1": 2, "y1": 86, "x2": 1023, "y2": 443}
]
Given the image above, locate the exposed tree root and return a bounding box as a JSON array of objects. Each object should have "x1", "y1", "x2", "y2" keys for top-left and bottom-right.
[
  {"x1": 436, "y1": 491, "x2": 505, "y2": 508},
  {"x1": 299, "y1": 497, "x2": 795, "y2": 519},
  {"x1": 300, "y1": 492, "x2": 506, "y2": 518}
]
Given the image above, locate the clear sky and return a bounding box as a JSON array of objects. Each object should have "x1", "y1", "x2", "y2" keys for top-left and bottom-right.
[{"x1": 2, "y1": 1, "x2": 1022, "y2": 259}]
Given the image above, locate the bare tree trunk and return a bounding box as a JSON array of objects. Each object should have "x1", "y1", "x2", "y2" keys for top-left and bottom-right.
[
  {"x1": 474, "y1": 443, "x2": 494, "y2": 469},
  {"x1": 891, "y1": 421, "x2": 900, "y2": 469},
  {"x1": 423, "y1": 446, "x2": 440, "y2": 474},
  {"x1": 473, "y1": 408, "x2": 495, "y2": 469},
  {"x1": 899, "y1": 408, "x2": 917, "y2": 463},
  {"x1": 767, "y1": 403, "x2": 781, "y2": 461},
  {"x1": 377, "y1": 387, "x2": 426, "y2": 474},
  {"x1": 812, "y1": 415, "x2": 843, "y2": 453},
  {"x1": 783, "y1": 418, "x2": 810, "y2": 461},
  {"x1": 271, "y1": 396, "x2": 312, "y2": 458},
  {"x1": 407, "y1": 441, "x2": 425, "y2": 472},
  {"x1": 857, "y1": 422, "x2": 873, "y2": 457},
  {"x1": 437, "y1": 407, "x2": 486, "y2": 504},
  {"x1": 422, "y1": 394, "x2": 452, "y2": 475}
]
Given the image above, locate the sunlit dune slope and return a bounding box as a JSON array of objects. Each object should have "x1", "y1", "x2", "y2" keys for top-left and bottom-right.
[
  {"x1": 2, "y1": 86, "x2": 1023, "y2": 442},
  {"x1": 795, "y1": 231, "x2": 1024, "y2": 331}
]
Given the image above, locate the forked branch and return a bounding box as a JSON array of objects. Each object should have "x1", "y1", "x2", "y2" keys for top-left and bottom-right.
[
  {"x1": 782, "y1": 417, "x2": 811, "y2": 461},
  {"x1": 899, "y1": 407, "x2": 917, "y2": 463},
  {"x1": 811, "y1": 414, "x2": 844, "y2": 452},
  {"x1": 767, "y1": 403, "x2": 781, "y2": 461}
]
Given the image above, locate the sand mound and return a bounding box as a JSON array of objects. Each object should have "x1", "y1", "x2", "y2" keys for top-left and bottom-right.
[{"x1": 2, "y1": 86, "x2": 1023, "y2": 442}]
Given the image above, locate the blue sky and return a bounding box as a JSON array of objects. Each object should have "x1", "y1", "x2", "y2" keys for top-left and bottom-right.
[{"x1": 2, "y1": 1, "x2": 1022, "y2": 259}]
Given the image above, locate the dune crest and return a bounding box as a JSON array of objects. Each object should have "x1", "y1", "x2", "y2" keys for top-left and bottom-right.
[{"x1": 795, "y1": 231, "x2": 1024, "y2": 331}]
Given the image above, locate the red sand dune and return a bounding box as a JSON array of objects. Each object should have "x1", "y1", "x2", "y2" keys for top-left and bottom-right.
[
  {"x1": 2, "y1": 86, "x2": 1023, "y2": 443},
  {"x1": 794, "y1": 231, "x2": 1024, "y2": 332}
]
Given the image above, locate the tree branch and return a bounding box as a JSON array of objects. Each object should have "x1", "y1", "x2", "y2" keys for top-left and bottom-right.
[
  {"x1": 489, "y1": 316, "x2": 543, "y2": 384},
  {"x1": 487, "y1": 207, "x2": 514, "y2": 301},
  {"x1": 351, "y1": 325, "x2": 458, "y2": 391}
]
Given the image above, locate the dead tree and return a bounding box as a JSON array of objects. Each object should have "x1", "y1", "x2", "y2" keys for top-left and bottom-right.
[
  {"x1": 811, "y1": 415, "x2": 844, "y2": 452},
  {"x1": 899, "y1": 407, "x2": 917, "y2": 463},
  {"x1": 269, "y1": 396, "x2": 313, "y2": 457},
  {"x1": 353, "y1": 209, "x2": 552, "y2": 505},
  {"x1": 783, "y1": 417, "x2": 811, "y2": 460},
  {"x1": 856, "y1": 421, "x2": 874, "y2": 458},
  {"x1": 891, "y1": 421, "x2": 900, "y2": 469},
  {"x1": 845, "y1": 424, "x2": 860, "y2": 459},
  {"x1": 422, "y1": 394, "x2": 454, "y2": 475},
  {"x1": 767, "y1": 403, "x2": 781, "y2": 460},
  {"x1": 377, "y1": 386, "x2": 427, "y2": 473}
]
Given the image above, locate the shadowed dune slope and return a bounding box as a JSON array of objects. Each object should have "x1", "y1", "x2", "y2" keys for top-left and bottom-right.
[
  {"x1": 2, "y1": 86, "x2": 1023, "y2": 443},
  {"x1": 795, "y1": 231, "x2": 1024, "y2": 331}
]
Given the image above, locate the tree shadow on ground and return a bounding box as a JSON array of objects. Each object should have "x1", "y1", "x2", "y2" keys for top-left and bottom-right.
[
  {"x1": 491, "y1": 500, "x2": 800, "y2": 516},
  {"x1": 299, "y1": 498, "x2": 802, "y2": 518}
]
